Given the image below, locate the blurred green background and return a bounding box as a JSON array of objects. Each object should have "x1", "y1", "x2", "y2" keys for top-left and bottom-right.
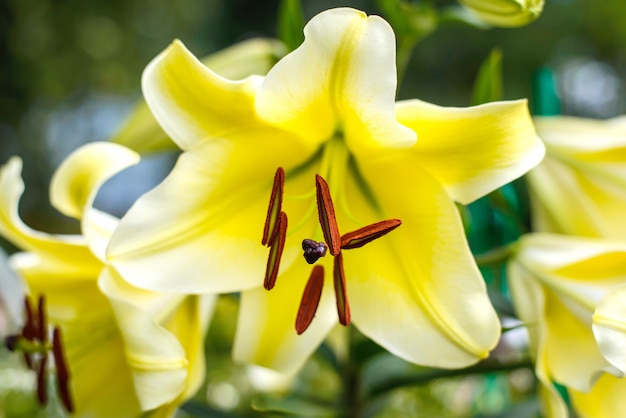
[{"x1": 1, "y1": 0, "x2": 625, "y2": 416}]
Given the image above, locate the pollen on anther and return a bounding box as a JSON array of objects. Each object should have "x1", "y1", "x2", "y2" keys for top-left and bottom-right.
[
  {"x1": 315, "y1": 174, "x2": 341, "y2": 256},
  {"x1": 53, "y1": 327, "x2": 75, "y2": 413},
  {"x1": 262, "y1": 168, "x2": 285, "y2": 246},
  {"x1": 296, "y1": 265, "x2": 325, "y2": 334},
  {"x1": 264, "y1": 211, "x2": 288, "y2": 290}
]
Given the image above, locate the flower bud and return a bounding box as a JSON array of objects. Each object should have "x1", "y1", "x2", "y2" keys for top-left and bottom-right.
[{"x1": 458, "y1": 0, "x2": 544, "y2": 27}]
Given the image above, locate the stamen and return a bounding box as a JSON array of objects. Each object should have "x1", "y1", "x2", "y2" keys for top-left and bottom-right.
[
  {"x1": 37, "y1": 296, "x2": 47, "y2": 343},
  {"x1": 36, "y1": 356, "x2": 48, "y2": 407},
  {"x1": 341, "y1": 219, "x2": 402, "y2": 250},
  {"x1": 315, "y1": 174, "x2": 341, "y2": 256},
  {"x1": 262, "y1": 167, "x2": 285, "y2": 246},
  {"x1": 301, "y1": 239, "x2": 328, "y2": 264},
  {"x1": 264, "y1": 211, "x2": 288, "y2": 290},
  {"x1": 53, "y1": 328, "x2": 74, "y2": 413},
  {"x1": 22, "y1": 297, "x2": 37, "y2": 370},
  {"x1": 23, "y1": 297, "x2": 37, "y2": 341},
  {"x1": 333, "y1": 253, "x2": 351, "y2": 326},
  {"x1": 295, "y1": 265, "x2": 325, "y2": 335}
]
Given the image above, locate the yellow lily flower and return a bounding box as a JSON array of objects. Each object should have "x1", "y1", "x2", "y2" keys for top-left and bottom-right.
[
  {"x1": 107, "y1": 7, "x2": 543, "y2": 375},
  {"x1": 0, "y1": 142, "x2": 215, "y2": 417},
  {"x1": 528, "y1": 115, "x2": 626, "y2": 239},
  {"x1": 457, "y1": 0, "x2": 544, "y2": 27},
  {"x1": 112, "y1": 37, "x2": 286, "y2": 154},
  {"x1": 507, "y1": 233, "x2": 626, "y2": 417}
]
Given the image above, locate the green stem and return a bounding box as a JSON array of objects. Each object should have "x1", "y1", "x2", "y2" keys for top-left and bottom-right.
[
  {"x1": 367, "y1": 357, "x2": 533, "y2": 398},
  {"x1": 343, "y1": 360, "x2": 362, "y2": 418}
]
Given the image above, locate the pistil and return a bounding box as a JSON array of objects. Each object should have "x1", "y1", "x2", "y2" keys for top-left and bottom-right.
[{"x1": 302, "y1": 239, "x2": 328, "y2": 264}]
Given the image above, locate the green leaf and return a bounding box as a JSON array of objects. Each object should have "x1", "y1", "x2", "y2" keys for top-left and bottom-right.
[
  {"x1": 277, "y1": 0, "x2": 305, "y2": 52},
  {"x1": 471, "y1": 48, "x2": 503, "y2": 105}
]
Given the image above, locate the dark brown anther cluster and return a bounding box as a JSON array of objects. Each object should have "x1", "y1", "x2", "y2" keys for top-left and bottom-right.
[
  {"x1": 4, "y1": 295, "x2": 75, "y2": 414},
  {"x1": 261, "y1": 168, "x2": 401, "y2": 336}
]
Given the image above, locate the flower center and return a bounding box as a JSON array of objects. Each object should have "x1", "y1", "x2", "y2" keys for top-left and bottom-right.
[
  {"x1": 4, "y1": 295, "x2": 74, "y2": 414},
  {"x1": 261, "y1": 164, "x2": 402, "y2": 335}
]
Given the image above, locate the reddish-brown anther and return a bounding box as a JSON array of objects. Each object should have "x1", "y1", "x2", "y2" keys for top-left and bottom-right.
[
  {"x1": 23, "y1": 297, "x2": 37, "y2": 341},
  {"x1": 53, "y1": 327, "x2": 75, "y2": 413},
  {"x1": 333, "y1": 253, "x2": 351, "y2": 326},
  {"x1": 36, "y1": 356, "x2": 48, "y2": 406},
  {"x1": 262, "y1": 167, "x2": 285, "y2": 246},
  {"x1": 264, "y1": 211, "x2": 288, "y2": 290},
  {"x1": 37, "y1": 296, "x2": 47, "y2": 343},
  {"x1": 340, "y1": 219, "x2": 402, "y2": 250},
  {"x1": 295, "y1": 265, "x2": 325, "y2": 335},
  {"x1": 315, "y1": 174, "x2": 341, "y2": 256}
]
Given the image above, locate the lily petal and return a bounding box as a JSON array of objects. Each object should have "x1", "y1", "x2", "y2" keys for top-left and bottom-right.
[
  {"x1": 50, "y1": 142, "x2": 139, "y2": 260},
  {"x1": 0, "y1": 158, "x2": 99, "y2": 270},
  {"x1": 107, "y1": 134, "x2": 310, "y2": 293},
  {"x1": 593, "y1": 284, "x2": 626, "y2": 373},
  {"x1": 541, "y1": 288, "x2": 613, "y2": 391},
  {"x1": 233, "y1": 259, "x2": 337, "y2": 375},
  {"x1": 507, "y1": 260, "x2": 568, "y2": 418},
  {"x1": 50, "y1": 142, "x2": 139, "y2": 221},
  {"x1": 396, "y1": 99, "x2": 544, "y2": 204},
  {"x1": 98, "y1": 267, "x2": 188, "y2": 411},
  {"x1": 113, "y1": 38, "x2": 286, "y2": 154},
  {"x1": 570, "y1": 372, "x2": 626, "y2": 418},
  {"x1": 256, "y1": 7, "x2": 415, "y2": 153},
  {"x1": 63, "y1": 315, "x2": 143, "y2": 418},
  {"x1": 348, "y1": 158, "x2": 500, "y2": 368},
  {"x1": 143, "y1": 39, "x2": 280, "y2": 152}
]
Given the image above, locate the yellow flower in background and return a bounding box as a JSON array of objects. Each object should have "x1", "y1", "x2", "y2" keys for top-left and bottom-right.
[
  {"x1": 507, "y1": 233, "x2": 626, "y2": 417},
  {"x1": 458, "y1": 0, "x2": 544, "y2": 27},
  {"x1": 570, "y1": 372, "x2": 626, "y2": 418},
  {"x1": 112, "y1": 37, "x2": 286, "y2": 154},
  {"x1": 107, "y1": 7, "x2": 543, "y2": 375},
  {"x1": 565, "y1": 284, "x2": 626, "y2": 417},
  {"x1": 528, "y1": 116, "x2": 626, "y2": 240},
  {"x1": 0, "y1": 142, "x2": 215, "y2": 417}
]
